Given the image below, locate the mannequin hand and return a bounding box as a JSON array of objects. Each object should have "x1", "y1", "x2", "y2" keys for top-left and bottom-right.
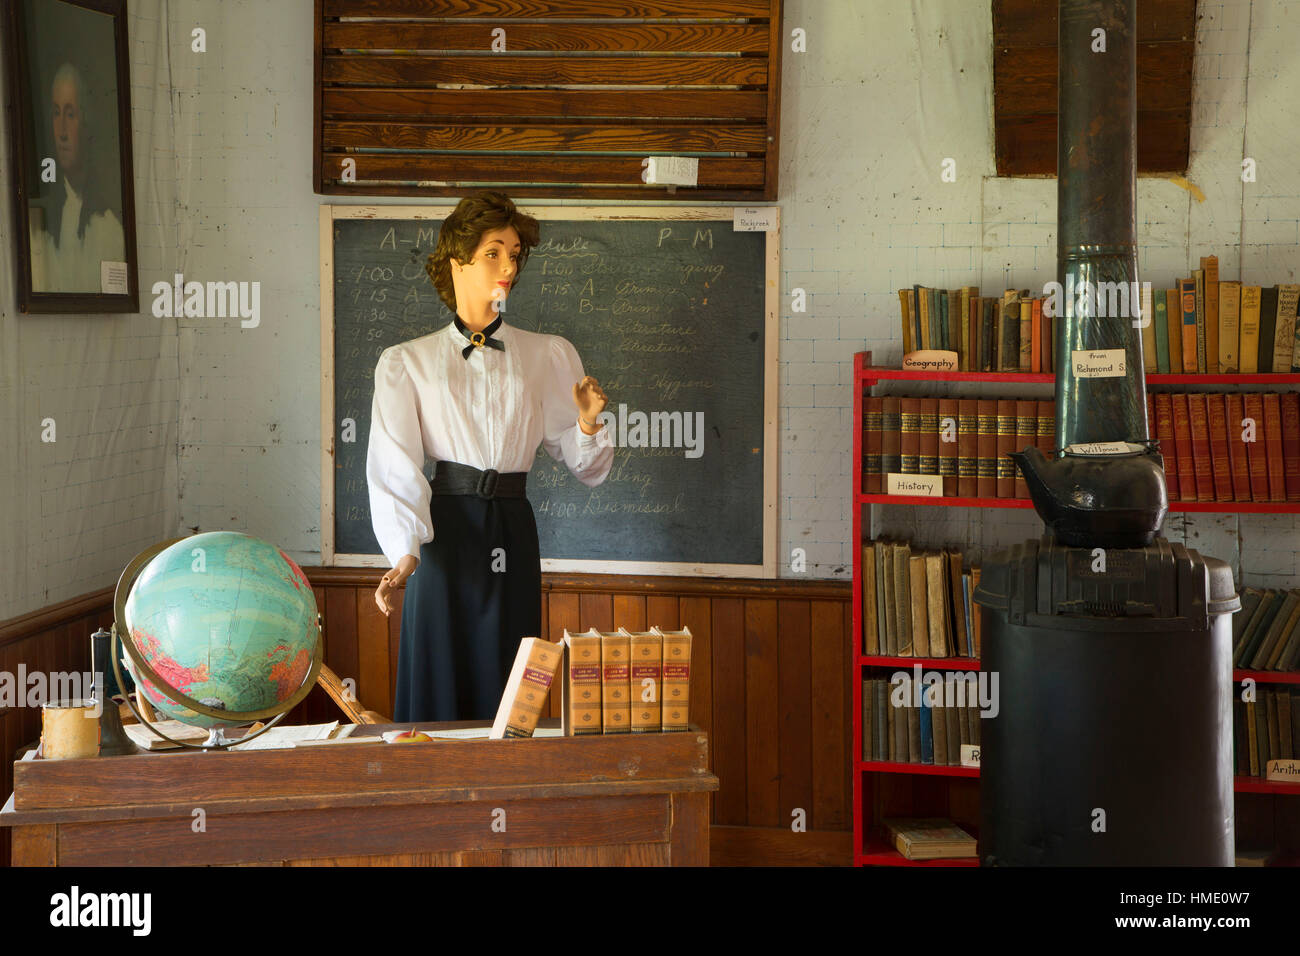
[
  {"x1": 573, "y1": 376, "x2": 608, "y2": 430},
  {"x1": 375, "y1": 553, "x2": 419, "y2": 616}
]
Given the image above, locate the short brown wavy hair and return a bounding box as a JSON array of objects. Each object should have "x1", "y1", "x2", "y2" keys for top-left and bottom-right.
[{"x1": 426, "y1": 191, "x2": 540, "y2": 313}]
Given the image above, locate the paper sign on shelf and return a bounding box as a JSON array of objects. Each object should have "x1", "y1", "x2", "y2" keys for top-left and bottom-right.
[
  {"x1": 1071, "y1": 348, "x2": 1127, "y2": 378},
  {"x1": 733, "y1": 206, "x2": 778, "y2": 232},
  {"x1": 886, "y1": 473, "x2": 943, "y2": 497}
]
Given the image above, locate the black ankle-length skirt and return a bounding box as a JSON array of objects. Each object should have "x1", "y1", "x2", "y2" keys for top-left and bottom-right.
[{"x1": 394, "y1": 491, "x2": 541, "y2": 722}]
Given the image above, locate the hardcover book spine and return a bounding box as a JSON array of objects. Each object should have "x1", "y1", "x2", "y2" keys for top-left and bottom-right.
[
  {"x1": 969, "y1": 296, "x2": 981, "y2": 372},
  {"x1": 564, "y1": 630, "x2": 604, "y2": 735},
  {"x1": 862, "y1": 544, "x2": 878, "y2": 655},
  {"x1": 976, "y1": 399, "x2": 999, "y2": 498},
  {"x1": 1154, "y1": 393, "x2": 1178, "y2": 500},
  {"x1": 1258, "y1": 287, "x2": 1279, "y2": 373},
  {"x1": 1179, "y1": 278, "x2": 1200, "y2": 373},
  {"x1": 925, "y1": 552, "x2": 949, "y2": 658},
  {"x1": 956, "y1": 399, "x2": 978, "y2": 497},
  {"x1": 981, "y1": 298, "x2": 997, "y2": 372},
  {"x1": 1194, "y1": 270, "x2": 1208, "y2": 373},
  {"x1": 627, "y1": 630, "x2": 663, "y2": 733},
  {"x1": 1014, "y1": 399, "x2": 1036, "y2": 499},
  {"x1": 1018, "y1": 299, "x2": 1033, "y2": 372},
  {"x1": 1036, "y1": 399, "x2": 1055, "y2": 457},
  {"x1": 1030, "y1": 297, "x2": 1043, "y2": 373},
  {"x1": 1273, "y1": 285, "x2": 1300, "y2": 373},
  {"x1": 1166, "y1": 287, "x2": 1183, "y2": 373},
  {"x1": 1203, "y1": 256, "x2": 1220, "y2": 373},
  {"x1": 1219, "y1": 281, "x2": 1241, "y2": 374},
  {"x1": 918, "y1": 398, "x2": 940, "y2": 476},
  {"x1": 1281, "y1": 393, "x2": 1300, "y2": 502},
  {"x1": 1188, "y1": 393, "x2": 1215, "y2": 501},
  {"x1": 918, "y1": 286, "x2": 931, "y2": 350},
  {"x1": 1225, "y1": 393, "x2": 1251, "y2": 501},
  {"x1": 1000, "y1": 291, "x2": 1020, "y2": 372},
  {"x1": 601, "y1": 631, "x2": 631, "y2": 734},
  {"x1": 1239, "y1": 286, "x2": 1262, "y2": 374},
  {"x1": 938, "y1": 398, "x2": 960, "y2": 496},
  {"x1": 909, "y1": 554, "x2": 930, "y2": 658},
  {"x1": 655, "y1": 627, "x2": 692, "y2": 731},
  {"x1": 864, "y1": 396, "x2": 883, "y2": 493},
  {"x1": 1206, "y1": 393, "x2": 1234, "y2": 502},
  {"x1": 1153, "y1": 289, "x2": 1170, "y2": 373},
  {"x1": 1243, "y1": 393, "x2": 1269, "y2": 501},
  {"x1": 898, "y1": 289, "x2": 914, "y2": 355},
  {"x1": 899, "y1": 398, "x2": 922, "y2": 474},
  {"x1": 995, "y1": 399, "x2": 1017, "y2": 498},
  {"x1": 1171, "y1": 393, "x2": 1197, "y2": 501},
  {"x1": 881, "y1": 397, "x2": 902, "y2": 478},
  {"x1": 495, "y1": 639, "x2": 562, "y2": 739},
  {"x1": 1262, "y1": 392, "x2": 1286, "y2": 501}
]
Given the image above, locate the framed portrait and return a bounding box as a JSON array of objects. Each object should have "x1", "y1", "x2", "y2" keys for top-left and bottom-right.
[{"x1": 4, "y1": 0, "x2": 138, "y2": 312}]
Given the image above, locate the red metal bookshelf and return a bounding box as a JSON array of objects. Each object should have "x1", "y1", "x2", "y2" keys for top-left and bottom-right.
[{"x1": 850, "y1": 349, "x2": 1300, "y2": 868}]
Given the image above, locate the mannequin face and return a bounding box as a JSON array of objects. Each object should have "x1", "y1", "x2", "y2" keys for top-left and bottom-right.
[{"x1": 452, "y1": 225, "x2": 520, "y2": 319}]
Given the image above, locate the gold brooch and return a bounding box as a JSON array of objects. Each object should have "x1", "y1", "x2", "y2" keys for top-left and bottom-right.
[{"x1": 470, "y1": 331, "x2": 486, "y2": 348}]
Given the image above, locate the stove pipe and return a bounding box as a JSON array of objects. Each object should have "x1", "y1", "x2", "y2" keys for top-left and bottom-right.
[{"x1": 1011, "y1": 0, "x2": 1168, "y2": 548}]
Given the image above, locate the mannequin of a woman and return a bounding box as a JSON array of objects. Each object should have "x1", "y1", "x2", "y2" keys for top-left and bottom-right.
[{"x1": 365, "y1": 191, "x2": 613, "y2": 721}]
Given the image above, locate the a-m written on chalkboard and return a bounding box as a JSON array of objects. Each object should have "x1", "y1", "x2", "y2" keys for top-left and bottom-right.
[{"x1": 320, "y1": 205, "x2": 778, "y2": 576}]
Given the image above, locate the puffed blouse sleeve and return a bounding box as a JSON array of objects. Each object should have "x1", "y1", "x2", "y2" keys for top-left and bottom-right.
[
  {"x1": 366, "y1": 346, "x2": 434, "y2": 566},
  {"x1": 541, "y1": 335, "x2": 614, "y2": 488}
]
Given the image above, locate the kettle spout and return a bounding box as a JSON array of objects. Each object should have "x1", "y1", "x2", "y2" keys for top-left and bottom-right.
[{"x1": 1009, "y1": 445, "x2": 1055, "y2": 504}]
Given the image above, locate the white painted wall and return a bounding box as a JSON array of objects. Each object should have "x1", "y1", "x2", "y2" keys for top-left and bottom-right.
[{"x1": 2, "y1": 0, "x2": 1297, "y2": 622}]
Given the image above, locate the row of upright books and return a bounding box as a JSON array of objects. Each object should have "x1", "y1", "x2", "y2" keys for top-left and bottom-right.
[
  {"x1": 1148, "y1": 392, "x2": 1300, "y2": 503},
  {"x1": 1235, "y1": 686, "x2": 1299, "y2": 778},
  {"x1": 1235, "y1": 588, "x2": 1300, "y2": 672},
  {"x1": 861, "y1": 396, "x2": 1052, "y2": 499},
  {"x1": 1140, "y1": 260, "x2": 1300, "y2": 374},
  {"x1": 897, "y1": 286, "x2": 1054, "y2": 373},
  {"x1": 491, "y1": 627, "x2": 692, "y2": 738},
  {"x1": 897, "y1": 258, "x2": 1300, "y2": 374},
  {"x1": 862, "y1": 676, "x2": 982, "y2": 766},
  {"x1": 861, "y1": 539, "x2": 981, "y2": 658}
]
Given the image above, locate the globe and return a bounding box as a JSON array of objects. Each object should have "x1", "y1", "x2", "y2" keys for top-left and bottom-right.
[{"x1": 118, "y1": 532, "x2": 321, "y2": 733}]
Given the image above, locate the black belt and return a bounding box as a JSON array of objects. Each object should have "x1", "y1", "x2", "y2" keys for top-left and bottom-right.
[{"x1": 429, "y1": 460, "x2": 528, "y2": 499}]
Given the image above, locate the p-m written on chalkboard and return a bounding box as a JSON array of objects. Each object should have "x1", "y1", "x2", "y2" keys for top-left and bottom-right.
[{"x1": 320, "y1": 205, "x2": 777, "y2": 576}]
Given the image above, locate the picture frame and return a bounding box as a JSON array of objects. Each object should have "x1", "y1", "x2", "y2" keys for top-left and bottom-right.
[{"x1": 4, "y1": 0, "x2": 139, "y2": 312}]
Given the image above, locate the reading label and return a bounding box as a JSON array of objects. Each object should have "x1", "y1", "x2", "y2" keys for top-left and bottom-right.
[
  {"x1": 886, "y1": 473, "x2": 943, "y2": 497},
  {"x1": 960, "y1": 744, "x2": 981, "y2": 768},
  {"x1": 733, "y1": 206, "x2": 778, "y2": 232},
  {"x1": 1071, "y1": 348, "x2": 1126, "y2": 378}
]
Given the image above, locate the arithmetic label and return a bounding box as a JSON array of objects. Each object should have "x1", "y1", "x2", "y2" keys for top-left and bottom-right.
[
  {"x1": 1071, "y1": 348, "x2": 1127, "y2": 378},
  {"x1": 960, "y1": 744, "x2": 981, "y2": 768},
  {"x1": 1266, "y1": 758, "x2": 1300, "y2": 782},
  {"x1": 886, "y1": 473, "x2": 943, "y2": 497}
]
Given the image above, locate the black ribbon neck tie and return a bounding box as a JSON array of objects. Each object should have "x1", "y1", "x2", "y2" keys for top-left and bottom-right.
[{"x1": 455, "y1": 315, "x2": 505, "y2": 359}]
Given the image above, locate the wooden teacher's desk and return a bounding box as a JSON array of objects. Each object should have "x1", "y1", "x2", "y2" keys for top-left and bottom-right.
[{"x1": 1, "y1": 721, "x2": 718, "y2": 866}]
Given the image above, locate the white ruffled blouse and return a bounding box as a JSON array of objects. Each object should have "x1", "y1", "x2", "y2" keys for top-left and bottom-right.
[{"x1": 365, "y1": 319, "x2": 614, "y2": 566}]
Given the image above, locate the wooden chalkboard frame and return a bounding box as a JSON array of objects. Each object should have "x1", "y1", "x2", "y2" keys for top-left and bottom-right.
[{"x1": 320, "y1": 204, "x2": 778, "y2": 577}]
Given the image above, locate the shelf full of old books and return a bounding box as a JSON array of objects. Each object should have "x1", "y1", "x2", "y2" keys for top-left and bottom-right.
[
  {"x1": 850, "y1": 334, "x2": 1300, "y2": 867},
  {"x1": 854, "y1": 353, "x2": 1300, "y2": 514}
]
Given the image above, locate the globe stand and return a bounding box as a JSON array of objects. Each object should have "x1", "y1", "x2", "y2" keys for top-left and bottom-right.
[{"x1": 111, "y1": 536, "x2": 325, "y2": 752}]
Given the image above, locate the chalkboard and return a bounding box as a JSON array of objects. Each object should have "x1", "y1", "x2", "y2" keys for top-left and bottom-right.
[{"x1": 321, "y1": 206, "x2": 776, "y2": 575}]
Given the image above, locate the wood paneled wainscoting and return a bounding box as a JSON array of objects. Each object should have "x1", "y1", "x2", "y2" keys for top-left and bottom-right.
[{"x1": 1, "y1": 572, "x2": 852, "y2": 867}]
